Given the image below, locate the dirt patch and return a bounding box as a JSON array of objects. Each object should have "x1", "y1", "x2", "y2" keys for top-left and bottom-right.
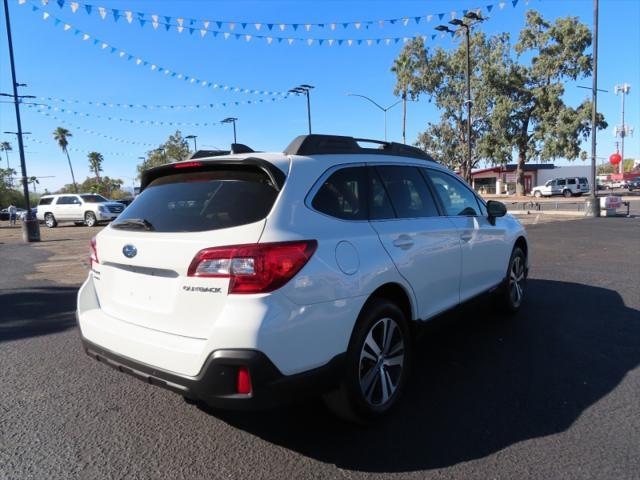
[{"x1": 0, "y1": 222, "x2": 102, "y2": 285}]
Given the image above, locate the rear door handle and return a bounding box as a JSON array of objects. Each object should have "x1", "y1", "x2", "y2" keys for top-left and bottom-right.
[
  {"x1": 460, "y1": 232, "x2": 473, "y2": 242},
  {"x1": 393, "y1": 235, "x2": 414, "y2": 249}
]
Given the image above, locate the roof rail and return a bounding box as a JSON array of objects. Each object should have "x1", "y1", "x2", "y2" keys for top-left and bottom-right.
[{"x1": 284, "y1": 134, "x2": 434, "y2": 161}]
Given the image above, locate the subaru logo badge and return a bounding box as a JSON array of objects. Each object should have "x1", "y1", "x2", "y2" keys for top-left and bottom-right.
[{"x1": 122, "y1": 244, "x2": 137, "y2": 258}]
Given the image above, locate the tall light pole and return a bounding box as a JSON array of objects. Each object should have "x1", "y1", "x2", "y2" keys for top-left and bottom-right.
[
  {"x1": 289, "y1": 84, "x2": 314, "y2": 134},
  {"x1": 221, "y1": 117, "x2": 238, "y2": 144},
  {"x1": 1, "y1": 0, "x2": 39, "y2": 240},
  {"x1": 614, "y1": 83, "x2": 632, "y2": 176},
  {"x1": 585, "y1": 0, "x2": 601, "y2": 217},
  {"x1": 185, "y1": 134, "x2": 198, "y2": 152},
  {"x1": 436, "y1": 11, "x2": 486, "y2": 183},
  {"x1": 347, "y1": 93, "x2": 402, "y2": 141}
]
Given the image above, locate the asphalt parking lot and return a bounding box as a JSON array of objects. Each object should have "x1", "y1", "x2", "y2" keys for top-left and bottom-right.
[{"x1": 1, "y1": 217, "x2": 639, "y2": 480}]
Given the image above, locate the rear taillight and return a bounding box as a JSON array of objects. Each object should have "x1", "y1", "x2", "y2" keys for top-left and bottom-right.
[
  {"x1": 89, "y1": 236, "x2": 99, "y2": 267},
  {"x1": 188, "y1": 240, "x2": 317, "y2": 294}
]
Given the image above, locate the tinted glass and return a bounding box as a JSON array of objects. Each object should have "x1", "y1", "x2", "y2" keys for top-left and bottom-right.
[
  {"x1": 427, "y1": 169, "x2": 481, "y2": 216},
  {"x1": 567, "y1": 178, "x2": 576, "y2": 185},
  {"x1": 375, "y1": 166, "x2": 438, "y2": 218},
  {"x1": 579, "y1": 177, "x2": 588, "y2": 184},
  {"x1": 111, "y1": 169, "x2": 278, "y2": 232},
  {"x1": 312, "y1": 167, "x2": 367, "y2": 220},
  {"x1": 56, "y1": 196, "x2": 72, "y2": 205},
  {"x1": 38, "y1": 197, "x2": 53, "y2": 205},
  {"x1": 81, "y1": 194, "x2": 109, "y2": 203},
  {"x1": 557, "y1": 179, "x2": 566, "y2": 186},
  {"x1": 368, "y1": 168, "x2": 395, "y2": 220}
]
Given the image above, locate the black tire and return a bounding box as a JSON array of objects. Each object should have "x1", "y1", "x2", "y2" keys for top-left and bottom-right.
[
  {"x1": 323, "y1": 298, "x2": 411, "y2": 424},
  {"x1": 495, "y1": 247, "x2": 527, "y2": 314},
  {"x1": 44, "y1": 213, "x2": 57, "y2": 228},
  {"x1": 74, "y1": 221, "x2": 85, "y2": 226},
  {"x1": 85, "y1": 211, "x2": 97, "y2": 227},
  {"x1": 563, "y1": 189, "x2": 572, "y2": 198},
  {"x1": 534, "y1": 191, "x2": 542, "y2": 198}
]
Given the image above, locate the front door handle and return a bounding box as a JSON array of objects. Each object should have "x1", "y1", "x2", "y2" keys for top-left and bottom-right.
[{"x1": 393, "y1": 235, "x2": 414, "y2": 249}]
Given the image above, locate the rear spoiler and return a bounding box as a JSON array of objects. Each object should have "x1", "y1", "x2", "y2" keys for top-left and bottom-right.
[{"x1": 140, "y1": 157, "x2": 286, "y2": 192}]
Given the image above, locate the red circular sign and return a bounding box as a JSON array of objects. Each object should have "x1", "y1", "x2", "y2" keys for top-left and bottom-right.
[{"x1": 610, "y1": 153, "x2": 622, "y2": 165}]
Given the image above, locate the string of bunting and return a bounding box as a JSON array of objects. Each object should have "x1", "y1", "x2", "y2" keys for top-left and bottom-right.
[
  {"x1": 24, "y1": 3, "x2": 289, "y2": 94},
  {"x1": 25, "y1": 137, "x2": 133, "y2": 157},
  {"x1": 23, "y1": 0, "x2": 529, "y2": 33},
  {"x1": 27, "y1": 108, "x2": 156, "y2": 146},
  {"x1": 24, "y1": 0, "x2": 529, "y2": 47},
  {"x1": 37, "y1": 95, "x2": 286, "y2": 110},
  {"x1": 28, "y1": 103, "x2": 232, "y2": 127}
]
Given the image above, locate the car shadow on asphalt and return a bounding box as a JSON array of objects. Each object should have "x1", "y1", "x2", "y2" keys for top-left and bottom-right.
[
  {"x1": 0, "y1": 287, "x2": 78, "y2": 342},
  {"x1": 213, "y1": 279, "x2": 640, "y2": 473}
]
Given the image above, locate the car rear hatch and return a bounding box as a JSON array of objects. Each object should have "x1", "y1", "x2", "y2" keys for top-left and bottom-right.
[{"x1": 91, "y1": 160, "x2": 285, "y2": 339}]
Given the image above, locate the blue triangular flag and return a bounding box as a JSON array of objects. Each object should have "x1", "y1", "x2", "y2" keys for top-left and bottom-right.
[
  {"x1": 32, "y1": 5, "x2": 38, "y2": 11},
  {"x1": 338, "y1": 39, "x2": 343, "y2": 45},
  {"x1": 165, "y1": 23, "x2": 170, "y2": 31},
  {"x1": 318, "y1": 39, "x2": 324, "y2": 45},
  {"x1": 85, "y1": 4, "x2": 91, "y2": 14},
  {"x1": 319, "y1": 23, "x2": 324, "y2": 28},
  {"x1": 74, "y1": 28, "x2": 80, "y2": 35},
  {"x1": 234, "y1": 33, "x2": 240, "y2": 39},
  {"x1": 277, "y1": 38, "x2": 283, "y2": 43},
  {"x1": 342, "y1": 23, "x2": 348, "y2": 29},
  {"x1": 463, "y1": 9, "x2": 468, "y2": 16},
  {"x1": 143, "y1": 61, "x2": 148, "y2": 66},
  {"x1": 110, "y1": 47, "x2": 116, "y2": 53},
  {"x1": 189, "y1": 27, "x2": 194, "y2": 34},
  {"x1": 189, "y1": 19, "x2": 194, "y2": 26},
  {"x1": 487, "y1": 4, "x2": 494, "y2": 13},
  {"x1": 357, "y1": 39, "x2": 362, "y2": 45},
  {"x1": 216, "y1": 21, "x2": 222, "y2": 29},
  {"x1": 292, "y1": 24, "x2": 298, "y2": 30},
  {"x1": 54, "y1": 18, "x2": 61, "y2": 25},
  {"x1": 431, "y1": 34, "x2": 436, "y2": 40},
  {"x1": 113, "y1": 9, "x2": 120, "y2": 22},
  {"x1": 164, "y1": 16, "x2": 171, "y2": 24},
  {"x1": 57, "y1": 0, "x2": 64, "y2": 9},
  {"x1": 414, "y1": 17, "x2": 421, "y2": 24},
  {"x1": 139, "y1": 19, "x2": 146, "y2": 27},
  {"x1": 213, "y1": 31, "x2": 219, "y2": 37},
  {"x1": 390, "y1": 19, "x2": 396, "y2": 24},
  {"x1": 241, "y1": 23, "x2": 247, "y2": 29},
  {"x1": 267, "y1": 24, "x2": 273, "y2": 30},
  {"x1": 394, "y1": 38, "x2": 399, "y2": 44},
  {"x1": 127, "y1": 54, "x2": 133, "y2": 60},
  {"x1": 93, "y1": 39, "x2": 99, "y2": 45},
  {"x1": 512, "y1": 0, "x2": 519, "y2": 5}
]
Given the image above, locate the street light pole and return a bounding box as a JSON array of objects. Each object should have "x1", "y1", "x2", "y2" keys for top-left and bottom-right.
[
  {"x1": 346, "y1": 93, "x2": 402, "y2": 141},
  {"x1": 221, "y1": 118, "x2": 238, "y2": 144},
  {"x1": 614, "y1": 83, "x2": 632, "y2": 176},
  {"x1": 185, "y1": 134, "x2": 198, "y2": 152},
  {"x1": 289, "y1": 85, "x2": 314, "y2": 134},
  {"x1": 2, "y1": 0, "x2": 39, "y2": 240}
]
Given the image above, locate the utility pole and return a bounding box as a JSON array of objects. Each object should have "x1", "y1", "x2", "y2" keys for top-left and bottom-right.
[
  {"x1": 2, "y1": 0, "x2": 40, "y2": 240},
  {"x1": 585, "y1": 0, "x2": 600, "y2": 217},
  {"x1": 614, "y1": 83, "x2": 632, "y2": 175}
]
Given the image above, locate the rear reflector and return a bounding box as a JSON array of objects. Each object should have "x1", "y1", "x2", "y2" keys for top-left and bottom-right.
[
  {"x1": 237, "y1": 367, "x2": 252, "y2": 395},
  {"x1": 188, "y1": 240, "x2": 317, "y2": 294}
]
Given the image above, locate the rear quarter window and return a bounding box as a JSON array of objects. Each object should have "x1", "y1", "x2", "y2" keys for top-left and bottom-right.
[{"x1": 111, "y1": 169, "x2": 278, "y2": 232}]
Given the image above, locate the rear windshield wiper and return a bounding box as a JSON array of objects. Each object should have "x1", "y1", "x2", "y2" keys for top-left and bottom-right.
[{"x1": 112, "y1": 218, "x2": 155, "y2": 231}]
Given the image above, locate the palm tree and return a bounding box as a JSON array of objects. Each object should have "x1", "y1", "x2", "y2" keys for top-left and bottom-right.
[
  {"x1": 53, "y1": 127, "x2": 78, "y2": 193},
  {"x1": 391, "y1": 52, "x2": 412, "y2": 145},
  {"x1": 87, "y1": 151, "x2": 104, "y2": 184},
  {"x1": 0, "y1": 141, "x2": 12, "y2": 187},
  {"x1": 28, "y1": 176, "x2": 39, "y2": 193}
]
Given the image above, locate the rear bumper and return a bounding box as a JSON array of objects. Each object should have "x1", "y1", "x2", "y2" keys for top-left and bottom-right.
[{"x1": 82, "y1": 337, "x2": 345, "y2": 410}]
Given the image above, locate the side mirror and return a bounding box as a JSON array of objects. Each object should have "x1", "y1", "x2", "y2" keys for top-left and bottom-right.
[{"x1": 486, "y1": 200, "x2": 507, "y2": 225}]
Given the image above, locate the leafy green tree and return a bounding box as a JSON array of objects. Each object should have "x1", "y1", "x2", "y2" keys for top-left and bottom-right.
[
  {"x1": 136, "y1": 130, "x2": 191, "y2": 177},
  {"x1": 485, "y1": 10, "x2": 607, "y2": 194},
  {"x1": 57, "y1": 176, "x2": 125, "y2": 198},
  {"x1": 87, "y1": 151, "x2": 104, "y2": 184},
  {"x1": 400, "y1": 32, "x2": 511, "y2": 181},
  {"x1": 597, "y1": 159, "x2": 636, "y2": 175},
  {"x1": 53, "y1": 127, "x2": 79, "y2": 193},
  {"x1": 0, "y1": 141, "x2": 12, "y2": 187},
  {"x1": 28, "y1": 176, "x2": 39, "y2": 193}
]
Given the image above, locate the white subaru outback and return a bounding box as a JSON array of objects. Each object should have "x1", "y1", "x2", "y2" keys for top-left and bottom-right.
[{"x1": 77, "y1": 134, "x2": 529, "y2": 422}]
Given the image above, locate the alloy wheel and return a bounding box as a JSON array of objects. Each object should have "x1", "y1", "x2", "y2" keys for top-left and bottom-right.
[
  {"x1": 509, "y1": 255, "x2": 525, "y2": 307},
  {"x1": 358, "y1": 317, "x2": 405, "y2": 407}
]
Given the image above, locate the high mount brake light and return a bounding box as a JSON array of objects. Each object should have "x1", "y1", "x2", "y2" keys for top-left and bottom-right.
[
  {"x1": 187, "y1": 240, "x2": 318, "y2": 294},
  {"x1": 90, "y1": 236, "x2": 99, "y2": 267},
  {"x1": 173, "y1": 161, "x2": 203, "y2": 169}
]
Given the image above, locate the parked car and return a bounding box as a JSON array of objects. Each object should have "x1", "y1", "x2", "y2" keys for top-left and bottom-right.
[
  {"x1": 0, "y1": 209, "x2": 9, "y2": 221},
  {"x1": 36, "y1": 194, "x2": 125, "y2": 227},
  {"x1": 627, "y1": 179, "x2": 640, "y2": 191},
  {"x1": 609, "y1": 180, "x2": 631, "y2": 190},
  {"x1": 531, "y1": 177, "x2": 590, "y2": 198},
  {"x1": 77, "y1": 134, "x2": 529, "y2": 422}
]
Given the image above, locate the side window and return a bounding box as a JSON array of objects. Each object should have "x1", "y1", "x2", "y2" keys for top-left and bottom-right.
[
  {"x1": 567, "y1": 178, "x2": 576, "y2": 185},
  {"x1": 71, "y1": 196, "x2": 81, "y2": 205},
  {"x1": 368, "y1": 168, "x2": 395, "y2": 220},
  {"x1": 312, "y1": 167, "x2": 367, "y2": 221},
  {"x1": 56, "y1": 196, "x2": 69, "y2": 205},
  {"x1": 426, "y1": 169, "x2": 481, "y2": 217},
  {"x1": 38, "y1": 197, "x2": 53, "y2": 206},
  {"x1": 557, "y1": 179, "x2": 566, "y2": 186},
  {"x1": 375, "y1": 166, "x2": 439, "y2": 218}
]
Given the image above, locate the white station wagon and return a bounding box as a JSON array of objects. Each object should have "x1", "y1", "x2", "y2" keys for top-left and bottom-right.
[{"x1": 78, "y1": 134, "x2": 529, "y2": 422}]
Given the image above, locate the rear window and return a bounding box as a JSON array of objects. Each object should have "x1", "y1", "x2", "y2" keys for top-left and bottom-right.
[
  {"x1": 38, "y1": 197, "x2": 53, "y2": 206},
  {"x1": 579, "y1": 177, "x2": 588, "y2": 184},
  {"x1": 111, "y1": 170, "x2": 278, "y2": 232}
]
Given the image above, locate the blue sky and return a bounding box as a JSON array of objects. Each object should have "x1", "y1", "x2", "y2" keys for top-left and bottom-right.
[{"x1": 1, "y1": 0, "x2": 639, "y2": 193}]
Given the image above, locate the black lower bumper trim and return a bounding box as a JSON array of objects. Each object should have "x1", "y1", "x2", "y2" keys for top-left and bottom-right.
[{"x1": 82, "y1": 338, "x2": 345, "y2": 410}]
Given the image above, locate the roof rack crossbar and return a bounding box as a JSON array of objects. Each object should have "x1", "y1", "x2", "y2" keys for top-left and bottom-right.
[{"x1": 284, "y1": 134, "x2": 435, "y2": 162}]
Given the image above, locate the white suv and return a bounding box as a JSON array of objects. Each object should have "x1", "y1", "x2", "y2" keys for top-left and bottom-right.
[
  {"x1": 77, "y1": 134, "x2": 529, "y2": 422},
  {"x1": 531, "y1": 177, "x2": 590, "y2": 198},
  {"x1": 37, "y1": 194, "x2": 126, "y2": 227}
]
